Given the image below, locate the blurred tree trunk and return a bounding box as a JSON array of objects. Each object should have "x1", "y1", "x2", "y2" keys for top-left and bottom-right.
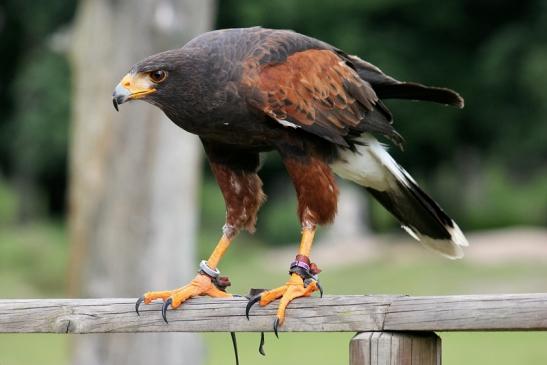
[{"x1": 68, "y1": 1, "x2": 215, "y2": 364}]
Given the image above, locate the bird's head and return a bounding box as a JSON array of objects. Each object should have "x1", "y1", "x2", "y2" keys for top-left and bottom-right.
[{"x1": 112, "y1": 49, "x2": 188, "y2": 112}]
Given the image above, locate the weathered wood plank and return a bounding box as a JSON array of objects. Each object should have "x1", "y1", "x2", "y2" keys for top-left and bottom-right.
[
  {"x1": 383, "y1": 294, "x2": 547, "y2": 331},
  {"x1": 1, "y1": 293, "x2": 546, "y2": 334},
  {"x1": 0, "y1": 296, "x2": 391, "y2": 334},
  {"x1": 350, "y1": 332, "x2": 441, "y2": 365}
]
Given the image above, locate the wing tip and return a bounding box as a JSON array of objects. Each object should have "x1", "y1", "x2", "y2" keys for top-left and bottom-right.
[{"x1": 452, "y1": 92, "x2": 465, "y2": 109}]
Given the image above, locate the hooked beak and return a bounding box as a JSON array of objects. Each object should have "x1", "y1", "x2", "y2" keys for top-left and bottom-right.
[{"x1": 112, "y1": 72, "x2": 156, "y2": 111}]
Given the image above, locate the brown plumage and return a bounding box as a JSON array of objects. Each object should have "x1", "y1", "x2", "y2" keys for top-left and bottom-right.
[
  {"x1": 283, "y1": 154, "x2": 339, "y2": 226},
  {"x1": 114, "y1": 27, "x2": 468, "y2": 332},
  {"x1": 242, "y1": 48, "x2": 402, "y2": 148},
  {"x1": 202, "y1": 139, "x2": 266, "y2": 234}
]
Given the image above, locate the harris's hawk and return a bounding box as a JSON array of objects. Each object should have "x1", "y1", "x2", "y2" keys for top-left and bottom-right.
[{"x1": 113, "y1": 27, "x2": 468, "y2": 331}]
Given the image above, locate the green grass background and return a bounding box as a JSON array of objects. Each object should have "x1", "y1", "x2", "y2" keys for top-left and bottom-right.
[{"x1": 1, "y1": 222, "x2": 547, "y2": 364}]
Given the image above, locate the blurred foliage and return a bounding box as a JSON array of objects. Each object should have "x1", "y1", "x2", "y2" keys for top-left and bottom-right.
[
  {"x1": 0, "y1": 0, "x2": 545, "y2": 232},
  {"x1": 7, "y1": 48, "x2": 71, "y2": 216},
  {"x1": 0, "y1": 0, "x2": 76, "y2": 218},
  {"x1": 0, "y1": 178, "x2": 18, "y2": 224},
  {"x1": 0, "y1": 221, "x2": 67, "y2": 296},
  {"x1": 440, "y1": 164, "x2": 547, "y2": 229}
]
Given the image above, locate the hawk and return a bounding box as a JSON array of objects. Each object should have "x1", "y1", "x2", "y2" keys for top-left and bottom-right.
[{"x1": 113, "y1": 27, "x2": 468, "y2": 333}]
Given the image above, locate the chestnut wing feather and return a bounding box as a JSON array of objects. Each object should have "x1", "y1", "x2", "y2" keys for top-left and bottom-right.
[{"x1": 243, "y1": 48, "x2": 402, "y2": 147}]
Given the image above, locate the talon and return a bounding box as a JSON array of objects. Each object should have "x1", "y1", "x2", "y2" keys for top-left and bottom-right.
[
  {"x1": 246, "y1": 294, "x2": 261, "y2": 320},
  {"x1": 273, "y1": 317, "x2": 280, "y2": 339},
  {"x1": 317, "y1": 281, "x2": 323, "y2": 298},
  {"x1": 162, "y1": 298, "x2": 172, "y2": 323},
  {"x1": 135, "y1": 296, "x2": 145, "y2": 316},
  {"x1": 258, "y1": 332, "x2": 266, "y2": 356}
]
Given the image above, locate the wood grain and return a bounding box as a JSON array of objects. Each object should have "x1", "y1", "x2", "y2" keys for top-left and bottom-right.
[
  {"x1": 350, "y1": 332, "x2": 441, "y2": 365},
  {"x1": 1, "y1": 293, "x2": 546, "y2": 334}
]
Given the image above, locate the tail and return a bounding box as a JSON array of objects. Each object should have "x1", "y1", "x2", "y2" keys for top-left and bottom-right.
[
  {"x1": 344, "y1": 54, "x2": 465, "y2": 108},
  {"x1": 330, "y1": 134, "x2": 468, "y2": 259}
]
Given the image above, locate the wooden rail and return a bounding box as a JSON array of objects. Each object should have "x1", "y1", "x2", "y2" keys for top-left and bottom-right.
[
  {"x1": 2, "y1": 293, "x2": 547, "y2": 364},
  {"x1": 1, "y1": 294, "x2": 546, "y2": 333}
]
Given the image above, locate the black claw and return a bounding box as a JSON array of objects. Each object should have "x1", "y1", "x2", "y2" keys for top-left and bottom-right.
[
  {"x1": 245, "y1": 294, "x2": 261, "y2": 320},
  {"x1": 162, "y1": 298, "x2": 172, "y2": 323},
  {"x1": 317, "y1": 282, "x2": 324, "y2": 298},
  {"x1": 230, "y1": 332, "x2": 239, "y2": 365},
  {"x1": 135, "y1": 296, "x2": 144, "y2": 316},
  {"x1": 258, "y1": 331, "x2": 266, "y2": 356},
  {"x1": 273, "y1": 318, "x2": 280, "y2": 339}
]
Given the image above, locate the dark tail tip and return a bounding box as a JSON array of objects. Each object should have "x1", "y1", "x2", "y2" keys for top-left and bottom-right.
[{"x1": 374, "y1": 82, "x2": 464, "y2": 108}]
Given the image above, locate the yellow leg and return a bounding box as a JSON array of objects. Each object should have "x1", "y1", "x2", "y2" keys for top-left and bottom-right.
[
  {"x1": 137, "y1": 234, "x2": 234, "y2": 320},
  {"x1": 247, "y1": 226, "x2": 321, "y2": 329},
  {"x1": 207, "y1": 234, "x2": 232, "y2": 269},
  {"x1": 298, "y1": 228, "x2": 316, "y2": 256},
  {"x1": 259, "y1": 273, "x2": 318, "y2": 325}
]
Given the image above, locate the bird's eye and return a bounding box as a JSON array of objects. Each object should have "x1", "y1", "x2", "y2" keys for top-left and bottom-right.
[{"x1": 149, "y1": 70, "x2": 167, "y2": 83}]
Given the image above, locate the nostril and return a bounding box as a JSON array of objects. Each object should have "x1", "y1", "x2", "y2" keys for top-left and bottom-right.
[{"x1": 123, "y1": 81, "x2": 130, "y2": 87}]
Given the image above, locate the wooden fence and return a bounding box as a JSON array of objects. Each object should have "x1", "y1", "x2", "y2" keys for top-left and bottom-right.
[{"x1": 1, "y1": 293, "x2": 547, "y2": 364}]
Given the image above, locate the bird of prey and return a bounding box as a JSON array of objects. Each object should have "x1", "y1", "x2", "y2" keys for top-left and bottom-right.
[{"x1": 113, "y1": 27, "x2": 468, "y2": 331}]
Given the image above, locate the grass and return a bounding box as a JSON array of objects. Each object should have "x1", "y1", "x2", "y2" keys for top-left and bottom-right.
[
  {"x1": 2, "y1": 222, "x2": 547, "y2": 364},
  {"x1": 0, "y1": 221, "x2": 70, "y2": 365},
  {"x1": 0, "y1": 221, "x2": 67, "y2": 297},
  {"x1": 0, "y1": 334, "x2": 68, "y2": 365}
]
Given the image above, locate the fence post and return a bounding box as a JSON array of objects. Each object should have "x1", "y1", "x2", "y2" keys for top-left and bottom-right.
[{"x1": 350, "y1": 331, "x2": 441, "y2": 365}]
